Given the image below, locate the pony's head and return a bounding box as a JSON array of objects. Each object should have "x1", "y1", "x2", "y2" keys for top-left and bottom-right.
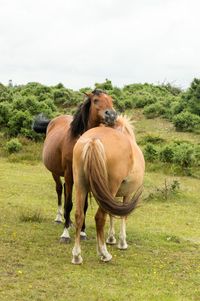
[{"x1": 70, "y1": 89, "x2": 117, "y2": 138}]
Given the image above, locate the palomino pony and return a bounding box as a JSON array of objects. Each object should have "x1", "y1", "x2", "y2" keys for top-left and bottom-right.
[
  {"x1": 72, "y1": 116, "x2": 145, "y2": 264},
  {"x1": 32, "y1": 89, "x2": 117, "y2": 242}
]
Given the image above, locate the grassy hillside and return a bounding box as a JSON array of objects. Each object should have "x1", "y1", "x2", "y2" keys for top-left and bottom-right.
[{"x1": 0, "y1": 111, "x2": 199, "y2": 301}]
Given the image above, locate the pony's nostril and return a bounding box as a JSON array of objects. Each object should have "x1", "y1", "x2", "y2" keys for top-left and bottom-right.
[{"x1": 105, "y1": 110, "x2": 110, "y2": 116}]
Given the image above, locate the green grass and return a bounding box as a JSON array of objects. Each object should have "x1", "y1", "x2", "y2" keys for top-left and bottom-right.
[
  {"x1": 0, "y1": 159, "x2": 199, "y2": 301},
  {"x1": 0, "y1": 111, "x2": 200, "y2": 300}
]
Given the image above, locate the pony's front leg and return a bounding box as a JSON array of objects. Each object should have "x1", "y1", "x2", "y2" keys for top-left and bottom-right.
[
  {"x1": 106, "y1": 215, "x2": 116, "y2": 245},
  {"x1": 118, "y1": 217, "x2": 128, "y2": 250},
  {"x1": 80, "y1": 194, "x2": 88, "y2": 241},
  {"x1": 95, "y1": 208, "x2": 112, "y2": 262},
  {"x1": 60, "y1": 169, "x2": 73, "y2": 243}
]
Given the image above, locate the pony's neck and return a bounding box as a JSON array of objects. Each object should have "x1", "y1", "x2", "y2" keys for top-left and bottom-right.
[{"x1": 87, "y1": 115, "x2": 100, "y2": 129}]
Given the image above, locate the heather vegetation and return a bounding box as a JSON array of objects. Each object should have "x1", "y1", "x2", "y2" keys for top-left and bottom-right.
[{"x1": 0, "y1": 78, "x2": 200, "y2": 140}]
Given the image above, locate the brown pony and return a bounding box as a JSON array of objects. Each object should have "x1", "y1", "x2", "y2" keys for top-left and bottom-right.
[
  {"x1": 32, "y1": 89, "x2": 117, "y2": 242},
  {"x1": 72, "y1": 116, "x2": 145, "y2": 264}
]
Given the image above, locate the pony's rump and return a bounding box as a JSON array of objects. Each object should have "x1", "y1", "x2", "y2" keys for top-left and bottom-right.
[
  {"x1": 82, "y1": 137, "x2": 141, "y2": 216},
  {"x1": 32, "y1": 114, "x2": 51, "y2": 134}
]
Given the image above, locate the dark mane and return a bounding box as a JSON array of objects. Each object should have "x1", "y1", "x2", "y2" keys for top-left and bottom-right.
[
  {"x1": 70, "y1": 89, "x2": 107, "y2": 138},
  {"x1": 91, "y1": 89, "x2": 107, "y2": 95},
  {"x1": 70, "y1": 98, "x2": 91, "y2": 138}
]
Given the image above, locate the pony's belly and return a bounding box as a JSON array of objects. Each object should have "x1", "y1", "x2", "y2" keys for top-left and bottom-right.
[
  {"x1": 43, "y1": 153, "x2": 64, "y2": 176},
  {"x1": 116, "y1": 173, "x2": 141, "y2": 197}
]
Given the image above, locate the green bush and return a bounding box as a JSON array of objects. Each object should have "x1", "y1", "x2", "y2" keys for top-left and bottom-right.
[
  {"x1": 95, "y1": 79, "x2": 113, "y2": 91},
  {"x1": 144, "y1": 143, "x2": 158, "y2": 162},
  {"x1": 172, "y1": 143, "x2": 195, "y2": 167},
  {"x1": 143, "y1": 102, "x2": 166, "y2": 119},
  {"x1": 173, "y1": 111, "x2": 200, "y2": 132},
  {"x1": 134, "y1": 95, "x2": 157, "y2": 108},
  {"x1": 159, "y1": 145, "x2": 175, "y2": 163},
  {"x1": 194, "y1": 145, "x2": 200, "y2": 166},
  {"x1": 0, "y1": 102, "x2": 12, "y2": 124},
  {"x1": 140, "y1": 134, "x2": 165, "y2": 145},
  {"x1": 184, "y1": 78, "x2": 200, "y2": 116},
  {"x1": 7, "y1": 110, "x2": 33, "y2": 137},
  {"x1": 5, "y1": 138, "x2": 22, "y2": 153}
]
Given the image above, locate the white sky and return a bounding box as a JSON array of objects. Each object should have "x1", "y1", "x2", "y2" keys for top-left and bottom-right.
[{"x1": 0, "y1": 0, "x2": 199, "y2": 89}]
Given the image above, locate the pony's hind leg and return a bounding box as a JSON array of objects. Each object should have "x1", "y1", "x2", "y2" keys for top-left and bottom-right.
[
  {"x1": 52, "y1": 173, "x2": 63, "y2": 223},
  {"x1": 118, "y1": 195, "x2": 129, "y2": 250},
  {"x1": 72, "y1": 188, "x2": 87, "y2": 265},
  {"x1": 95, "y1": 207, "x2": 112, "y2": 262},
  {"x1": 118, "y1": 217, "x2": 128, "y2": 250},
  {"x1": 106, "y1": 215, "x2": 117, "y2": 245}
]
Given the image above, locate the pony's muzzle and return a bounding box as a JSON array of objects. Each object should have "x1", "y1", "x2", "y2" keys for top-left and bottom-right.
[{"x1": 104, "y1": 110, "x2": 117, "y2": 125}]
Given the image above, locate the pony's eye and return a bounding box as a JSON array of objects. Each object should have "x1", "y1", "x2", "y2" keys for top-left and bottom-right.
[{"x1": 93, "y1": 99, "x2": 99, "y2": 104}]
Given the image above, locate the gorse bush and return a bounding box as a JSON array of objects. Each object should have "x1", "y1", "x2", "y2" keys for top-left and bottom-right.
[
  {"x1": 143, "y1": 143, "x2": 158, "y2": 161},
  {"x1": 183, "y1": 78, "x2": 200, "y2": 116},
  {"x1": 145, "y1": 140, "x2": 199, "y2": 168},
  {"x1": 143, "y1": 102, "x2": 166, "y2": 119},
  {"x1": 159, "y1": 145, "x2": 175, "y2": 163},
  {"x1": 139, "y1": 134, "x2": 165, "y2": 145},
  {"x1": 173, "y1": 111, "x2": 200, "y2": 132},
  {"x1": 5, "y1": 138, "x2": 22, "y2": 153},
  {"x1": 172, "y1": 142, "x2": 195, "y2": 168},
  {"x1": 0, "y1": 78, "x2": 200, "y2": 139}
]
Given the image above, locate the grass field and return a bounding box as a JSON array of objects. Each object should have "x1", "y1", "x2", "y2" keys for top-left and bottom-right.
[
  {"x1": 0, "y1": 114, "x2": 200, "y2": 301},
  {"x1": 0, "y1": 158, "x2": 199, "y2": 301}
]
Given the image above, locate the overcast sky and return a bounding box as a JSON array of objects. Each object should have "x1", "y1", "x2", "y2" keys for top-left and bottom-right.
[{"x1": 0, "y1": 0, "x2": 199, "y2": 90}]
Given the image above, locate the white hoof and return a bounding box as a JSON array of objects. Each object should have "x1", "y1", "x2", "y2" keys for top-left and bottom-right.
[
  {"x1": 101, "y1": 253, "x2": 112, "y2": 262},
  {"x1": 80, "y1": 231, "x2": 87, "y2": 241},
  {"x1": 72, "y1": 255, "x2": 83, "y2": 265},
  {"x1": 118, "y1": 241, "x2": 128, "y2": 250},
  {"x1": 55, "y1": 213, "x2": 62, "y2": 223},
  {"x1": 106, "y1": 236, "x2": 116, "y2": 245},
  {"x1": 60, "y1": 227, "x2": 70, "y2": 243}
]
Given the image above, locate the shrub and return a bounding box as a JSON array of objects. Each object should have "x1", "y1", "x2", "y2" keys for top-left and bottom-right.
[
  {"x1": 159, "y1": 145, "x2": 175, "y2": 163},
  {"x1": 144, "y1": 143, "x2": 158, "y2": 161},
  {"x1": 173, "y1": 111, "x2": 200, "y2": 131},
  {"x1": 5, "y1": 138, "x2": 22, "y2": 153},
  {"x1": 184, "y1": 78, "x2": 200, "y2": 116},
  {"x1": 194, "y1": 145, "x2": 200, "y2": 166},
  {"x1": 95, "y1": 79, "x2": 113, "y2": 91},
  {"x1": 172, "y1": 143, "x2": 195, "y2": 167},
  {"x1": 134, "y1": 95, "x2": 157, "y2": 108},
  {"x1": 140, "y1": 134, "x2": 165, "y2": 145},
  {"x1": 143, "y1": 102, "x2": 166, "y2": 119},
  {"x1": 0, "y1": 102, "x2": 12, "y2": 124},
  {"x1": 7, "y1": 110, "x2": 33, "y2": 137}
]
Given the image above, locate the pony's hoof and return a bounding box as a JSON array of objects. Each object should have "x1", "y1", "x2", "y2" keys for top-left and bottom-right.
[
  {"x1": 106, "y1": 236, "x2": 116, "y2": 245},
  {"x1": 80, "y1": 232, "x2": 87, "y2": 241},
  {"x1": 60, "y1": 237, "x2": 71, "y2": 244},
  {"x1": 101, "y1": 253, "x2": 112, "y2": 262},
  {"x1": 72, "y1": 255, "x2": 83, "y2": 265},
  {"x1": 55, "y1": 220, "x2": 62, "y2": 224},
  {"x1": 118, "y1": 242, "x2": 128, "y2": 250}
]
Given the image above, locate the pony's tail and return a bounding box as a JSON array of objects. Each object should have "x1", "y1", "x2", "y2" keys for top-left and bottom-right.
[
  {"x1": 82, "y1": 138, "x2": 142, "y2": 217},
  {"x1": 32, "y1": 113, "x2": 51, "y2": 134}
]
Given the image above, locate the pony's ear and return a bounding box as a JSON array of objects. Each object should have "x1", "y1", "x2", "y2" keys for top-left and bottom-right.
[{"x1": 83, "y1": 92, "x2": 90, "y2": 97}]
